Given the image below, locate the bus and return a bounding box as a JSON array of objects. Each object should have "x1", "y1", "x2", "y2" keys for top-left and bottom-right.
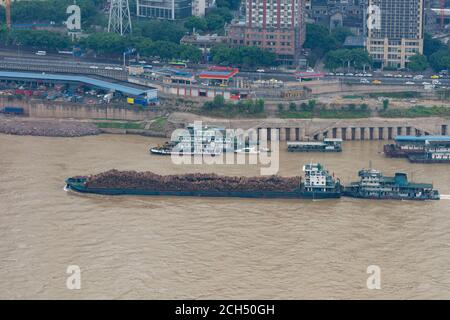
[{"x1": 168, "y1": 60, "x2": 187, "y2": 68}]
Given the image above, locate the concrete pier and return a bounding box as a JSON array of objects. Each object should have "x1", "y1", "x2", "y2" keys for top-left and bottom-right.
[{"x1": 169, "y1": 114, "x2": 450, "y2": 141}]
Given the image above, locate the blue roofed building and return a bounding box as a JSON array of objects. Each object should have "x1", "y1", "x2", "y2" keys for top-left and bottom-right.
[{"x1": 0, "y1": 71, "x2": 158, "y2": 102}]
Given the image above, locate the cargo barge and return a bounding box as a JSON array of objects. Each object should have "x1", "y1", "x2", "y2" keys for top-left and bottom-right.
[
  {"x1": 65, "y1": 163, "x2": 343, "y2": 199},
  {"x1": 343, "y1": 168, "x2": 440, "y2": 200},
  {"x1": 287, "y1": 138, "x2": 342, "y2": 152},
  {"x1": 407, "y1": 138, "x2": 450, "y2": 163},
  {"x1": 384, "y1": 135, "x2": 450, "y2": 163},
  {"x1": 66, "y1": 165, "x2": 440, "y2": 201}
]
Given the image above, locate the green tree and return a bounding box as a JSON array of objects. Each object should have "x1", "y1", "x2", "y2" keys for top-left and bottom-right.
[
  {"x1": 216, "y1": 0, "x2": 241, "y2": 10},
  {"x1": 207, "y1": 7, "x2": 234, "y2": 23},
  {"x1": 277, "y1": 103, "x2": 284, "y2": 113},
  {"x1": 289, "y1": 102, "x2": 297, "y2": 111},
  {"x1": 205, "y1": 14, "x2": 226, "y2": 33},
  {"x1": 184, "y1": 16, "x2": 208, "y2": 33},
  {"x1": 9, "y1": 0, "x2": 104, "y2": 27},
  {"x1": 138, "y1": 20, "x2": 187, "y2": 43},
  {"x1": 383, "y1": 99, "x2": 390, "y2": 111},
  {"x1": 81, "y1": 32, "x2": 126, "y2": 55},
  {"x1": 210, "y1": 45, "x2": 276, "y2": 68},
  {"x1": 429, "y1": 50, "x2": 450, "y2": 72},
  {"x1": 324, "y1": 48, "x2": 372, "y2": 71},
  {"x1": 179, "y1": 45, "x2": 202, "y2": 63},
  {"x1": 213, "y1": 94, "x2": 226, "y2": 107},
  {"x1": 12, "y1": 30, "x2": 71, "y2": 50},
  {"x1": 304, "y1": 24, "x2": 339, "y2": 56},
  {"x1": 331, "y1": 27, "x2": 353, "y2": 43},
  {"x1": 408, "y1": 54, "x2": 428, "y2": 71},
  {"x1": 424, "y1": 33, "x2": 446, "y2": 57}
]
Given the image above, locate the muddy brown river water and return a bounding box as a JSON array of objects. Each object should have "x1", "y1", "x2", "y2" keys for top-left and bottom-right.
[{"x1": 0, "y1": 134, "x2": 449, "y2": 299}]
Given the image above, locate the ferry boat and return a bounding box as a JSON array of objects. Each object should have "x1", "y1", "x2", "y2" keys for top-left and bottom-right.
[
  {"x1": 150, "y1": 124, "x2": 231, "y2": 156},
  {"x1": 287, "y1": 138, "x2": 342, "y2": 152},
  {"x1": 234, "y1": 146, "x2": 271, "y2": 154},
  {"x1": 150, "y1": 141, "x2": 178, "y2": 155},
  {"x1": 344, "y1": 168, "x2": 440, "y2": 200},
  {"x1": 384, "y1": 135, "x2": 450, "y2": 158},
  {"x1": 65, "y1": 163, "x2": 342, "y2": 199},
  {"x1": 151, "y1": 141, "x2": 223, "y2": 156},
  {"x1": 407, "y1": 138, "x2": 450, "y2": 163}
]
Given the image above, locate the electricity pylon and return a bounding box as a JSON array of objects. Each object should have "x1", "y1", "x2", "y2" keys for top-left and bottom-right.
[{"x1": 108, "y1": 0, "x2": 132, "y2": 36}]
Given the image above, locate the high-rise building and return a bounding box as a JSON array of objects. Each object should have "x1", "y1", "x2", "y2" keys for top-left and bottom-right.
[
  {"x1": 226, "y1": 0, "x2": 306, "y2": 63},
  {"x1": 365, "y1": 0, "x2": 424, "y2": 69},
  {"x1": 192, "y1": 0, "x2": 215, "y2": 17},
  {"x1": 136, "y1": 0, "x2": 192, "y2": 20},
  {"x1": 192, "y1": 0, "x2": 206, "y2": 16}
]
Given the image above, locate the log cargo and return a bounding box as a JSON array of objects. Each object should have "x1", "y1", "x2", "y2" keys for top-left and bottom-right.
[{"x1": 84, "y1": 169, "x2": 302, "y2": 192}]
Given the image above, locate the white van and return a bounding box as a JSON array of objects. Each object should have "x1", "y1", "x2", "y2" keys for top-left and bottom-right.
[{"x1": 35, "y1": 51, "x2": 47, "y2": 56}]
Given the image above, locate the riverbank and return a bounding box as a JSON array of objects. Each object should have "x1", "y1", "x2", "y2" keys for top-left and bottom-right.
[
  {"x1": 0, "y1": 116, "x2": 171, "y2": 138},
  {"x1": 0, "y1": 117, "x2": 101, "y2": 137}
]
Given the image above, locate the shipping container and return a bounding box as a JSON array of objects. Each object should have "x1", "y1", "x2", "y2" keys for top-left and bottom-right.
[
  {"x1": 1, "y1": 107, "x2": 25, "y2": 115},
  {"x1": 133, "y1": 98, "x2": 148, "y2": 106}
]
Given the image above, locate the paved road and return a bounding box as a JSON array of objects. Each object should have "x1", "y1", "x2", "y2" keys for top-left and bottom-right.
[{"x1": 1, "y1": 48, "x2": 449, "y2": 88}]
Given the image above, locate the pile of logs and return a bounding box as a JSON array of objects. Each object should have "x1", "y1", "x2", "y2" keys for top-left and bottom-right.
[{"x1": 86, "y1": 170, "x2": 302, "y2": 192}]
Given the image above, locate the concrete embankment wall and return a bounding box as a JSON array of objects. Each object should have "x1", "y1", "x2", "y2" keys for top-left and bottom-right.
[
  {"x1": 2, "y1": 98, "x2": 449, "y2": 141},
  {"x1": 0, "y1": 98, "x2": 160, "y2": 120},
  {"x1": 168, "y1": 113, "x2": 450, "y2": 141}
]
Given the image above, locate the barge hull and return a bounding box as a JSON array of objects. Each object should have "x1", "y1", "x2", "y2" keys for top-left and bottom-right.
[{"x1": 66, "y1": 183, "x2": 342, "y2": 199}]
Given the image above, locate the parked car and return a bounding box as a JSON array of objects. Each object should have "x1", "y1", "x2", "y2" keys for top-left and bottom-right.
[
  {"x1": 360, "y1": 78, "x2": 370, "y2": 84},
  {"x1": 405, "y1": 81, "x2": 415, "y2": 85},
  {"x1": 372, "y1": 80, "x2": 382, "y2": 85},
  {"x1": 413, "y1": 75, "x2": 424, "y2": 80}
]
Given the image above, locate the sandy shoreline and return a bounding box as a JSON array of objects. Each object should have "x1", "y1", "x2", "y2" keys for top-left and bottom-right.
[{"x1": 0, "y1": 116, "x2": 101, "y2": 137}]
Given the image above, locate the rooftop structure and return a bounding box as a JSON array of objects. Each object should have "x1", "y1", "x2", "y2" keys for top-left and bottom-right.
[
  {"x1": 0, "y1": 71, "x2": 157, "y2": 100},
  {"x1": 144, "y1": 68, "x2": 196, "y2": 85},
  {"x1": 180, "y1": 34, "x2": 228, "y2": 54},
  {"x1": 395, "y1": 135, "x2": 450, "y2": 143},
  {"x1": 198, "y1": 66, "x2": 239, "y2": 85}
]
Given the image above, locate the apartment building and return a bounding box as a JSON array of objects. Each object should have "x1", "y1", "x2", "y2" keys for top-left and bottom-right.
[
  {"x1": 366, "y1": 0, "x2": 424, "y2": 69},
  {"x1": 226, "y1": 0, "x2": 306, "y2": 63}
]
